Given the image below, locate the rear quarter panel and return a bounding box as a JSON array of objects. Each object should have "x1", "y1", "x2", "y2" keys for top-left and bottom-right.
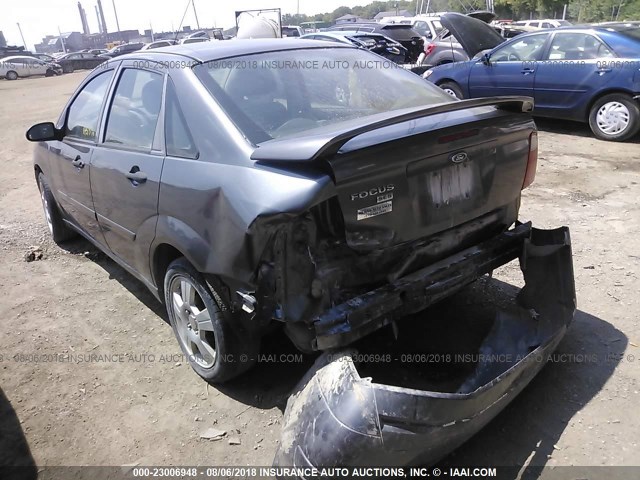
[{"x1": 153, "y1": 66, "x2": 336, "y2": 290}]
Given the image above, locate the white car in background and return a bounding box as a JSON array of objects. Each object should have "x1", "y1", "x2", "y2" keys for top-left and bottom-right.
[
  {"x1": 179, "y1": 37, "x2": 211, "y2": 45},
  {"x1": 141, "y1": 39, "x2": 178, "y2": 50},
  {"x1": 0, "y1": 55, "x2": 62, "y2": 80},
  {"x1": 512, "y1": 19, "x2": 572, "y2": 30}
]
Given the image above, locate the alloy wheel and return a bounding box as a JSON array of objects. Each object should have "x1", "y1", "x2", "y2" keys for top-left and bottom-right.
[
  {"x1": 40, "y1": 183, "x2": 53, "y2": 234},
  {"x1": 169, "y1": 276, "x2": 217, "y2": 368}
]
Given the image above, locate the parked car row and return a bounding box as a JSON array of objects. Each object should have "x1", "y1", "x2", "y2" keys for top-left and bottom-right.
[
  {"x1": 424, "y1": 13, "x2": 640, "y2": 141},
  {"x1": 300, "y1": 31, "x2": 408, "y2": 63},
  {"x1": 327, "y1": 22, "x2": 425, "y2": 63},
  {"x1": 2, "y1": 34, "x2": 218, "y2": 80}
]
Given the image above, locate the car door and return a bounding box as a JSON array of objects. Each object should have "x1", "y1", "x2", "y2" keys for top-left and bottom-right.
[
  {"x1": 89, "y1": 62, "x2": 165, "y2": 275},
  {"x1": 69, "y1": 53, "x2": 83, "y2": 69},
  {"x1": 468, "y1": 33, "x2": 550, "y2": 98},
  {"x1": 80, "y1": 53, "x2": 98, "y2": 69},
  {"x1": 48, "y1": 68, "x2": 116, "y2": 242},
  {"x1": 533, "y1": 32, "x2": 619, "y2": 119},
  {"x1": 13, "y1": 58, "x2": 31, "y2": 77}
]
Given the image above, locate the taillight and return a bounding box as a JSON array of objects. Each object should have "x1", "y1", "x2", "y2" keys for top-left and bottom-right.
[
  {"x1": 425, "y1": 43, "x2": 436, "y2": 55},
  {"x1": 522, "y1": 131, "x2": 538, "y2": 189}
]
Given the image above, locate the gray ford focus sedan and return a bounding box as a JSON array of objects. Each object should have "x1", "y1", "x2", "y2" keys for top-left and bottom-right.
[{"x1": 27, "y1": 39, "x2": 576, "y2": 466}]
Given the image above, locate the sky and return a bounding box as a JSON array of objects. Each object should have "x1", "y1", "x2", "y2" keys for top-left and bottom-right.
[{"x1": 2, "y1": 0, "x2": 365, "y2": 50}]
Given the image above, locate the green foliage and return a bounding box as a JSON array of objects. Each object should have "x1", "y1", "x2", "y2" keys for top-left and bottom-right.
[{"x1": 281, "y1": 0, "x2": 638, "y2": 26}]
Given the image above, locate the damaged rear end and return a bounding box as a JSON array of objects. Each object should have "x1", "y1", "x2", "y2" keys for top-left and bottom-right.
[
  {"x1": 248, "y1": 97, "x2": 576, "y2": 468},
  {"x1": 251, "y1": 97, "x2": 541, "y2": 353},
  {"x1": 274, "y1": 225, "x2": 575, "y2": 468}
]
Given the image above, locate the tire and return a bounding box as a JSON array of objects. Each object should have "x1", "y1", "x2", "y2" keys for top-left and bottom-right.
[
  {"x1": 45, "y1": 69, "x2": 54, "y2": 77},
  {"x1": 37, "y1": 173, "x2": 77, "y2": 244},
  {"x1": 439, "y1": 81, "x2": 464, "y2": 99},
  {"x1": 588, "y1": 93, "x2": 640, "y2": 142},
  {"x1": 163, "y1": 257, "x2": 260, "y2": 383},
  {"x1": 6, "y1": 71, "x2": 18, "y2": 81}
]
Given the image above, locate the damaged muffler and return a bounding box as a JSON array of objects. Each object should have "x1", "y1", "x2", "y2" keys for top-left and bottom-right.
[{"x1": 274, "y1": 226, "x2": 575, "y2": 469}]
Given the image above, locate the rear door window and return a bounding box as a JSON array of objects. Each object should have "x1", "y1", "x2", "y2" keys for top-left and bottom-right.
[
  {"x1": 104, "y1": 68, "x2": 164, "y2": 150},
  {"x1": 165, "y1": 78, "x2": 198, "y2": 158},
  {"x1": 547, "y1": 32, "x2": 615, "y2": 60}
]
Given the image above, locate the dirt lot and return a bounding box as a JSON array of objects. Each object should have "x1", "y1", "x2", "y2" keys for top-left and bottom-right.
[{"x1": 0, "y1": 72, "x2": 638, "y2": 476}]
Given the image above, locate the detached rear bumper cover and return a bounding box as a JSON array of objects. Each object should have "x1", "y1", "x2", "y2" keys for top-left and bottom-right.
[{"x1": 275, "y1": 225, "x2": 576, "y2": 468}]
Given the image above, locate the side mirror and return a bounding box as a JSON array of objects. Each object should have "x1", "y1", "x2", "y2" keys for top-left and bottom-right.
[
  {"x1": 25, "y1": 122, "x2": 61, "y2": 142},
  {"x1": 482, "y1": 53, "x2": 492, "y2": 66}
]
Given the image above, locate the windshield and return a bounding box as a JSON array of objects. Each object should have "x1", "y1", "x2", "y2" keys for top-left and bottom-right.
[
  {"x1": 380, "y1": 25, "x2": 421, "y2": 40},
  {"x1": 194, "y1": 48, "x2": 453, "y2": 143},
  {"x1": 413, "y1": 20, "x2": 443, "y2": 37}
]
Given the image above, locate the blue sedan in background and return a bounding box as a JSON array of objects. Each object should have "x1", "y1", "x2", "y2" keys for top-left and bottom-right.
[{"x1": 425, "y1": 13, "x2": 640, "y2": 141}]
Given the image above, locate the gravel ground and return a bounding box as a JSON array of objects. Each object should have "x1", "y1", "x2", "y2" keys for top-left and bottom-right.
[{"x1": 0, "y1": 72, "x2": 638, "y2": 477}]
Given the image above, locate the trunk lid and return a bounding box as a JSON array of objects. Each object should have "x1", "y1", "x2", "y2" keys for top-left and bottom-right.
[
  {"x1": 329, "y1": 109, "x2": 535, "y2": 250},
  {"x1": 252, "y1": 97, "x2": 536, "y2": 251},
  {"x1": 441, "y1": 12, "x2": 504, "y2": 58}
]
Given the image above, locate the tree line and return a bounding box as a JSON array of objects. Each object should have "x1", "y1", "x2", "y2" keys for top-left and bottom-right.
[{"x1": 282, "y1": 0, "x2": 639, "y2": 25}]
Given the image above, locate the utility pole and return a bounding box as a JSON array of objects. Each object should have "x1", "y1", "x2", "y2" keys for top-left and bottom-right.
[
  {"x1": 112, "y1": 0, "x2": 122, "y2": 41},
  {"x1": 16, "y1": 22, "x2": 27, "y2": 49},
  {"x1": 192, "y1": 0, "x2": 200, "y2": 30},
  {"x1": 562, "y1": 4, "x2": 567, "y2": 20},
  {"x1": 58, "y1": 26, "x2": 67, "y2": 53}
]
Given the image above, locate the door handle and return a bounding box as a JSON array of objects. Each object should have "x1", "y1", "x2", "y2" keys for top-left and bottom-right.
[
  {"x1": 521, "y1": 68, "x2": 535, "y2": 75},
  {"x1": 596, "y1": 68, "x2": 612, "y2": 75},
  {"x1": 125, "y1": 166, "x2": 147, "y2": 185},
  {"x1": 71, "y1": 156, "x2": 85, "y2": 169}
]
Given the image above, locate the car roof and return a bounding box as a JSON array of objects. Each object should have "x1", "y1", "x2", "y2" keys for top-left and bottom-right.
[
  {"x1": 312, "y1": 31, "x2": 383, "y2": 37},
  {"x1": 1, "y1": 56, "x2": 36, "y2": 61},
  {"x1": 505, "y1": 25, "x2": 632, "y2": 36},
  {"x1": 120, "y1": 39, "x2": 353, "y2": 63}
]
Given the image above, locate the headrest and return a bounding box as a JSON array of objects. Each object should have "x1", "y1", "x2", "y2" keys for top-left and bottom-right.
[
  {"x1": 226, "y1": 68, "x2": 278, "y2": 100},
  {"x1": 141, "y1": 78, "x2": 163, "y2": 114}
]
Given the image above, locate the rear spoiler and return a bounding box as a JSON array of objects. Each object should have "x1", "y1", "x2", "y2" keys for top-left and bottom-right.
[{"x1": 251, "y1": 96, "x2": 534, "y2": 163}]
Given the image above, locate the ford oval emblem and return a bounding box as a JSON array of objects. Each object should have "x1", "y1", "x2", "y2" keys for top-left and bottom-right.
[{"x1": 450, "y1": 152, "x2": 468, "y2": 164}]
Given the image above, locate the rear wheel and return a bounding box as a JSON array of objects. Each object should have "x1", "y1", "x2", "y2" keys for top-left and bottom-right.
[
  {"x1": 588, "y1": 93, "x2": 640, "y2": 142},
  {"x1": 37, "y1": 173, "x2": 77, "y2": 244},
  {"x1": 6, "y1": 71, "x2": 18, "y2": 80},
  {"x1": 439, "y1": 81, "x2": 463, "y2": 99},
  {"x1": 163, "y1": 258, "x2": 259, "y2": 383}
]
